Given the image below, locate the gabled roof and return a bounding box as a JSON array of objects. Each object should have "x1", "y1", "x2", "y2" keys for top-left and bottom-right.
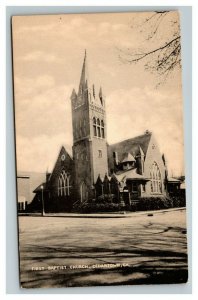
[
  {"x1": 121, "y1": 152, "x2": 136, "y2": 163},
  {"x1": 49, "y1": 145, "x2": 74, "y2": 183},
  {"x1": 17, "y1": 171, "x2": 46, "y2": 203},
  {"x1": 114, "y1": 168, "x2": 149, "y2": 182},
  {"x1": 109, "y1": 132, "x2": 152, "y2": 156},
  {"x1": 167, "y1": 177, "x2": 181, "y2": 183},
  {"x1": 60, "y1": 144, "x2": 73, "y2": 160},
  {"x1": 108, "y1": 132, "x2": 152, "y2": 169}
]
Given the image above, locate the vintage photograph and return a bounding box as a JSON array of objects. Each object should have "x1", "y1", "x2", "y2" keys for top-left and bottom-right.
[{"x1": 12, "y1": 11, "x2": 188, "y2": 288}]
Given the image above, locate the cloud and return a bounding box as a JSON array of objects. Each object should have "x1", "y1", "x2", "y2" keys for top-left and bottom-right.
[
  {"x1": 16, "y1": 134, "x2": 72, "y2": 173},
  {"x1": 12, "y1": 14, "x2": 136, "y2": 56},
  {"x1": 20, "y1": 51, "x2": 62, "y2": 63},
  {"x1": 14, "y1": 75, "x2": 56, "y2": 99},
  {"x1": 106, "y1": 87, "x2": 184, "y2": 175},
  {"x1": 98, "y1": 63, "x2": 116, "y2": 77},
  {"x1": 12, "y1": 12, "x2": 184, "y2": 176},
  {"x1": 15, "y1": 84, "x2": 184, "y2": 175},
  {"x1": 14, "y1": 75, "x2": 73, "y2": 143},
  {"x1": 12, "y1": 16, "x2": 56, "y2": 34}
]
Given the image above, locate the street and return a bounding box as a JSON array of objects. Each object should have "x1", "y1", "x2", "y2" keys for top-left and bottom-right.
[{"x1": 18, "y1": 209, "x2": 188, "y2": 288}]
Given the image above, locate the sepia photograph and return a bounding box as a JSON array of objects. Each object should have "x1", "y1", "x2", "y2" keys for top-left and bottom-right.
[{"x1": 12, "y1": 11, "x2": 188, "y2": 288}]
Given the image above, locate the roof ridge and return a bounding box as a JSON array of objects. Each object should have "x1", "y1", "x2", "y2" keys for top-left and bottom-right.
[{"x1": 109, "y1": 132, "x2": 152, "y2": 147}]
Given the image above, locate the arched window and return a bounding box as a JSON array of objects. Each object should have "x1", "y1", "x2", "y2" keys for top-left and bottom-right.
[
  {"x1": 58, "y1": 170, "x2": 71, "y2": 196},
  {"x1": 93, "y1": 117, "x2": 97, "y2": 136},
  {"x1": 101, "y1": 120, "x2": 105, "y2": 138},
  {"x1": 97, "y1": 118, "x2": 101, "y2": 137},
  {"x1": 150, "y1": 162, "x2": 162, "y2": 193}
]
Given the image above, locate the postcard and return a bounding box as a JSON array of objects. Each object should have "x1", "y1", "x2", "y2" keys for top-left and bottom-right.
[{"x1": 12, "y1": 11, "x2": 188, "y2": 288}]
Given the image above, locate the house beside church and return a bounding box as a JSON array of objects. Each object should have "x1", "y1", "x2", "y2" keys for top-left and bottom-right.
[
  {"x1": 30, "y1": 51, "x2": 182, "y2": 212},
  {"x1": 17, "y1": 172, "x2": 46, "y2": 211}
]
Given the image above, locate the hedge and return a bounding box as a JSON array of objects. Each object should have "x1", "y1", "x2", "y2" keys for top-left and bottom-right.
[
  {"x1": 75, "y1": 202, "x2": 122, "y2": 213},
  {"x1": 74, "y1": 195, "x2": 186, "y2": 213},
  {"x1": 131, "y1": 197, "x2": 173, "y2": 212}
]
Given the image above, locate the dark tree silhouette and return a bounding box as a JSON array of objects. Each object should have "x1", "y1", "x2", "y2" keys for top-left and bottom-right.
[{"x1": 118, "y1": 11, "x2": 181, "y2": 83}]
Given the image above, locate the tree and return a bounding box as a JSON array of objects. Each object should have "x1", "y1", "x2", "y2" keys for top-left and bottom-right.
[{"x1": 118, "y1": 11, "x2": 181, "y2": 84}]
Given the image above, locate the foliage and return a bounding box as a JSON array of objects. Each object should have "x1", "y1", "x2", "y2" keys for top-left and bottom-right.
[
  {"x1": 131, "y1": 196, "x2": 173, "y2": 211},
  {"x1": 97, "y1": 194, "x2": 117, "y2": 203},
  {"x1": 171, "y1": 195, "x2": 186, "y2": 208},
  {"x1": 77, "y1": 202, "x2": 122, "y2": 213}
]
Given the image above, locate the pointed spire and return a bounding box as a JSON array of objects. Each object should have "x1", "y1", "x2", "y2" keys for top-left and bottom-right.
[
  {"x1": 99, "y1": 86, "x2": 103, "y2": 99},
  {"x1": 71, "y1": 88, "x2": 77, "y2": 100},
  {"x1": 78, "y1": 49, "x2": 88, "y2": 95},
  {"x1": 99, "y1": 86, "x2": 104, "y2": 106},
  {"x1": 162, "y1": 153, "x2": 166, "y2": 166},
  {"x1": 46, "y1": 167, "x2": 50, "y2": 182}
]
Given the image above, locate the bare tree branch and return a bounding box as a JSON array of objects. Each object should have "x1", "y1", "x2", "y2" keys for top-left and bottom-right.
[
  {"x1": 121, "y1": 36, "x2": 180, "y2": 64},
  {"x1": 119, "y1": 11, "x2": 181, "y2": 84}
]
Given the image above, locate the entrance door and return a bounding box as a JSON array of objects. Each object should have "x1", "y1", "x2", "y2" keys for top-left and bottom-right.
[
  {"x1": 123, "y1": 188, "x2": 130, "y2": 205},
  {"x1": 131, "y1": 182, "x2": 139, "y2": 199}
]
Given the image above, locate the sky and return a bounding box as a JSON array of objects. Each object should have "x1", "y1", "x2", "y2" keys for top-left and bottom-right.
[{"x1": 12, "y1": 11, "x2": 185, "y2": 176}]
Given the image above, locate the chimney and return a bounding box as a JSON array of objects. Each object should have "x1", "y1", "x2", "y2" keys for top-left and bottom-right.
[{"x1": 113, "y1": 151, "x2": 119, "y2": 166}]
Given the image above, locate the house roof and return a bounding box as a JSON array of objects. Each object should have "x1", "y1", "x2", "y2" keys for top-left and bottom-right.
[
  {"x1": 17, "y1": 171, "x2": 46, "y2": 203},
  {"x1": 121, "y1": 152, "x2": 136, "y2": 163},
  {"x1": 17, "y1": 175, "x2": 30, "y2": 179},
  {"x1": 114, "y1": 168, "x2": 149, "y2": 182},
  {"x1": 49, "y1": 145, "x2": 73, "y2": 181},
  {"x1": 108, "y1": 131, "x2": 152, "y2": 169},
  {"x1": 167, "y1": 177, "x2": 181, "y2": 183},
  {"x1": 60, "y1": 144, "x2": 73, "y2": 159}
]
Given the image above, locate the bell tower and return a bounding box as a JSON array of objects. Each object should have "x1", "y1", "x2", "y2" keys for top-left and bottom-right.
[{"x1": 70, "y1": 51, "x2": 108, "y2": 202}]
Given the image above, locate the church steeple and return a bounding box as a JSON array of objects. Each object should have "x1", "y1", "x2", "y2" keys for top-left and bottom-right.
[
  {"x1": 71, "y1": 51, "x2": 108, "y2": 202},
  {"x1": 78, "y1": 49, "x2": 88, "y2": 96}
]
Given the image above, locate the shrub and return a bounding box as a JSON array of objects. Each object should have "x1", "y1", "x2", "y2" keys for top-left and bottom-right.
[
  {"x1": 74, "y1": 195, "x2": 186, "y2": 213},
  {"x1": 77, "y1": 202, "x2": 122, "y2": 213},
  {"x1": 171, "y1": 195, "x2": 186, "y2": 207},
  {"x1": 133, "y1": 196, "x2": 173, "y2": 211},
  {"x1": 97, "y1": 194, "x2": 115, "y2": 203}
]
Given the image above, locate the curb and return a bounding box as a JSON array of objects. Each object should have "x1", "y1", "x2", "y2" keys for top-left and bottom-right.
[{"x1": 18, "y1": 207, "x2": 186, "y2": 218}]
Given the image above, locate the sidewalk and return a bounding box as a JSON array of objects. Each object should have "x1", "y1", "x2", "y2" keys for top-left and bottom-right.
[{"x1": 19, "y1": 207, "x2": 186, "y2": 218}]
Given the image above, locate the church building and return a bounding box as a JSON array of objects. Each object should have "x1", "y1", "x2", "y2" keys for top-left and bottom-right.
[{"x1": 32, "y1": 51, "x2": 171, "y2": 212}]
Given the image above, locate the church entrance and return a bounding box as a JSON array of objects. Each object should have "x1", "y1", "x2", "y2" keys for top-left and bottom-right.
[
  {"x1": 123, "y1": 188, "x2": 131, "y2": 205},
  {"x1": 80, "y1": 182, "x2": 88, "y2": 203}
]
